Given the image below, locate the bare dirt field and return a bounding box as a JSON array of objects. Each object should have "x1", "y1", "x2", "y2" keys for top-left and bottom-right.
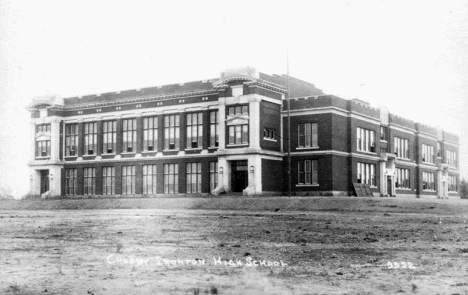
[{"x1": 1, "y1": 197, "x2": 468, "y2": 295}]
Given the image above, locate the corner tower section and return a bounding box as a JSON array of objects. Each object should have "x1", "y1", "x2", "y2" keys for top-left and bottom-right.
[
  {"x1": 27, "y1": 95, "x2": 65, "y2": 198},
  {"x1": 212, "y1": 67, "x2": 286, "y2": 196}
]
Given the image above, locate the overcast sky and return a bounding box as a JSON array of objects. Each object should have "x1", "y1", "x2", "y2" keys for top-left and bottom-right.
[{"x1": 1, "y1": 0, "x2": 467, "y2": 198}]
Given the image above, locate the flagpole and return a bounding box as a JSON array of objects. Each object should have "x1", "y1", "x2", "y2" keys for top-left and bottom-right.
[{"x1": 287, "y1": 46, "x2": 292, "y2": 198}]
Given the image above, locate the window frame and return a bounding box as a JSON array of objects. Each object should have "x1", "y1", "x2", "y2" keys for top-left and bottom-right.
[
  {"x1": 102, "y1": 166, "x2": 115, "y2": 195},
  {"x1": 357, "y1": 162, "x2": 376, "y2": 186},
  {"x1": 228, "y1": 124, "x2": 249, "y2": 145},
  {"x1": 395, "y1": 168, "x2": 410, "y2": 189},
  {"x1": 122, "y1": 119, "x2": 137, "y2": 153},
  {"x1": 121, "y1": 165, "x2": 136, "y2": 195},
  {"x1": 298, "y1": 123, "x2": 318, "y2": 148},
  {"x1": 356, "y1": 127, "x2": 376, "y2": 153},
  {"x1": 186, "y1": 162, "x2": 202, "y2": 193},
  {"x1": 209, "y1": 111, "x2": 219, "y2": 147},
  {"x1": 102, "y1": 120, "x2": 117, "y2": 154},
  {"x1": 143, "y1": 116, "x2": 158, "y2": 152},
  {"x1": 65, "y1": 168, "x2": 77, "y2": 196},
  {"x1": 164, "y1": 115, "x2": 180, "y2": 150},
  {"x1": 65, "y1": 124, "x2": 79, "y2": 157},
  {"x1": 143, "y1": 164, "x2": 157, "y2": 194},
  {"x1": 297, "y1": 160, "x2": 318, "y2": 185},
  {"x1": 83, "y1": 167, "x2": 96, "y2": 195},
  {"x1": 186, "y1": 112, "x2": 203, "y2": 149},
  {"x1": 163, "y1": 163, "x2": 179, "y2": 194},
  {"x1": 84, "y1": 122, "x2": 97, "y2": 155}
]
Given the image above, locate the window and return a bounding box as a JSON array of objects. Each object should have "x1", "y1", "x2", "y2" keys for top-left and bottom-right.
[
  {"x1": 65, "y1": 124, "x2": 79, "y2": 156},
  {"x1": 423, "y1": 172, "x2": 435, "y2": 191},
  {"x1": 210, "y1": 111, "x2": 219, "y2": 147},
  {"x1": 143, "y1": 165, "x2": 157, "y2": 194},
  {"x1": 36, "y1": 140, "x2": 51, "y2": 158},
  {"x1": 263, "y1": 128, "x2": 276, "y2": 140},
  {"x1": 103, "y1": 121, "x2": 116, "y2": 154},
  {"x1": 422, "y1": 144, "x2": 435, "y2": 164},
  {"x1": 394, "y1": 137, "x2": 409, "y2": 159},
  {"x1": 437, "y1": 142, "x2": 442, "y2": 158},
  {"x1": 36, "y1": 124, "x2": 51, "y2": 134},
  {"x1": 164, "y1": 163, "x2": 178, "y2": 193},
  {"x1": 186, "y1": 163, "x2": 202, "y2": 193},
  {"x1": 164, "y1": 115, "x2": 180, "y2": 150},
  {"x1": 65, "y1": 169, "x2": 77, "y2": 196},
  {"x1": 121, "y1": 166, "x2": 135, "y2": 195},
  {"x1": 228, "y1": 105, "x2": 248, "y2": 116},
  {"x1": 356, "y1": 127, "x2": 375, "y2": 153},
  {"x1": 83, "y1": 168, "x2": 96, "y2": 195},
  {"x1": 186, "y1": 113, "x2": 203, "y2": 148},
  {"x1": 102, "y1": 167, "x2": 115, "y2": 195},
  {"x1": 123, "y1": 119, "x2": 137, "y2": 153},
  {"x1": 298, "y1": 123, "x2": 318, "y2": 148},
  {"x1": 210, "y1": 162, "x2": 218, "y2": 192},
  {"x1": 380, "y1": 126, "x2": 388, "y2": 141},
  {"x1": 35, "y1": 124, "x2": 51, "y2": 158},
  {"x1": 84, "y1": 122, "x2": 97, "y2": 155},
  {"x1": 446, "y1": 150, "x2": 457, "y2": 168},
  {"x1": 448, "y1": 175, "x2": 457, "y2": 192},
  {"x1": 298, "y1": 160, "x2": 318, "y2": 185},
  {"x1": 228, "y1": 125, "x2": 249, "y2": 145},
  {"x1": 396, "y1": 168, "x2": 410, "y2": 189},
  {"x1": 357, "y1": 162, "x2": 376, "y2": 186},
  {"x1": 143, "y1": 117, "x2": 158, "y2": 152}
]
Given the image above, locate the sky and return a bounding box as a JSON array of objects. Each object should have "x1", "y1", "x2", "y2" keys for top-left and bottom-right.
[{"x1": 0, "y1": 0, "x2": 467, "y2": 198}]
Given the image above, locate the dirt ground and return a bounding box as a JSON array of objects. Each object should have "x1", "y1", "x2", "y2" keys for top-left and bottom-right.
[{"x1": 1, "y1": 197, "x2": 468, "y2": 294}]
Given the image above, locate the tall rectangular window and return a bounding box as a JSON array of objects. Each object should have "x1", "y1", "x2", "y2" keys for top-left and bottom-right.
[
  {"x1": 143, "y1": 117, "x2": 158, "y2": 152},
  {"x1": 186, "y1": 162, "x2": 202, "y2": 193},
  {"x1": 356, "y1": 127, "x2": 376, "y2": 153},
  {"x1": 65, "y1": 168, "x2": 77, "y2": 196},
  {"x1": 448, "y1": 175, "x2": 457, "y2": 192},
  {"x1": 380, "y1": 126, "x2": 388, "y2": 141},
  {"x1": 210, "y1": 162, "x2": 218, "y2": 192},
  {"x1": 396, "y1": 168, "x2": 410, "y2": 189},
  {"x1": 83, "y1": 167, "x2": 96, "y2": 195},
  {"x1": 298, "y1": 160, "x2": 318, "y2": 185},
  {"x1": 446, "y1": 150, "x2": 457, "y2": 168},
  {"x1": 164, "y1": 115, "x2": 180, "y2": 150},
  {"x1": 423, "y1": 172, "x2": 435, "y2": 191},
  {"x1": 65, "y1": 124, "x2": 79, "y2": 156},
  {"x1": 164, "y1": 163, "x2": 178, "y2": 193},
  {"x1": 437, "y1": 142, "x2": 442, "y2": 158},
  {"x1": 298, "y1": 123, "x2": 318, "y2": 148},
  {"x1": 102, "y1": 167, "x2": 115, "y2": 195},
  {"x1": 103, "y1": 121, "x2": 116, "y2": 154},
  {"x1": 36, "y1": 140, "x2": 51, "y2": 158},
  {"x1": 121, "y1": 166, "x2": 135, "y2": 195},
  {"x1": 143, "y1": 164, "x2": 157, "y2": 194},
  {"x1": 357, "y1": 162, "x2": 376, "y2": 186},
  {"x1": 422, "y1": 144, "x2": 435, "y2": 164},
  {"x1": 35, "y1": 124, "x2": 51, "y2": 158},
  {"x1": 84, "y1": 122, "x2": 97, "y2": 155},
  {"x1": 210, "y1": 111, "x2": 219, "y2": 147},
  {"x1": 228, "y1": 125, "x2": 249, "y2": 145},
  {"x1": 123, "y1": 119, "x2": 137, "y2": 153},
  {"x1": 394, "y1": 137, "x2": 409, "y2": 159},
  {"x1": 186, "y1": 113, "x2": 203, "y2": 148}
]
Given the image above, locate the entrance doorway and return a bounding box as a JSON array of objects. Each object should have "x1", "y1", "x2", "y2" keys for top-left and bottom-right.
[
  {"x1": 387, "y1": 176, "x2": 392, "y2": 196},
  {"x1": 231, "y1": 161, "x2": 248, "y2": 192},
  {"x1": 40, "y1": 170, "x2": 49, "y2": 194}
]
